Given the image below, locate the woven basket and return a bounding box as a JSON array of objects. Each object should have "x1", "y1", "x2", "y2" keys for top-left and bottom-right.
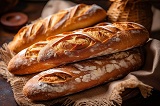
[{"x1": 107, "y1": 0, "x2": 153, "y2": 32}]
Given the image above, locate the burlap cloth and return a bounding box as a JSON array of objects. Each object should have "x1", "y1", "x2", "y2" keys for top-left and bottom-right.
[{"x1": 0, "y1": 1, "x2": 160, "y2": 106}]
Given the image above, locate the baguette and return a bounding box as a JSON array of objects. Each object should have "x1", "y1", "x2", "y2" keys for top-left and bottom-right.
[
  {"x1": 8, "y1": 4, "x2": 107, "y2": 53},
  {"x1": 23, "y1": 47, "x2": 143, "y2": 101},
  {"x1": 7, "y1": 22, "x2": 149, "y2": 75}
]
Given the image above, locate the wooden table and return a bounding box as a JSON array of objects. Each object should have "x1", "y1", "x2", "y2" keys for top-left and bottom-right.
[{"x1": 0, "y1": 1, "x2": 160, "y2": 106}]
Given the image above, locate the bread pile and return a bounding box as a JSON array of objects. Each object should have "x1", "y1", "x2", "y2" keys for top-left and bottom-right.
[{"x1": 7, "y1": 4, "x2": 149, "y2": 101}]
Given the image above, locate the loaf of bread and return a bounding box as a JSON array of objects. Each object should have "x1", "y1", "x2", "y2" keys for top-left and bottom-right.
[
  {"x1": 8, "y1": 4, "x2": 107, "y2": 53},
  {"x1": 23, "y1": 47, "x2": 143, "y2": 101},
  {"x1": 7, "y1": 22, "x2": 149, "y2": 75}
]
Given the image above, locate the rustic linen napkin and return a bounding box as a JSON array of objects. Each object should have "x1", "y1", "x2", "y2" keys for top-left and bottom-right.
[
  {"x1": 0, "y1": 39, "x2": 159, "y2": 106},
  {"x1": 41, "y1": 0, "x2": 76, "y2": 18}
]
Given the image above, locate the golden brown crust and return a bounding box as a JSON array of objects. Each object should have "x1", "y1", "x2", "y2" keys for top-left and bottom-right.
[
  {"x1": 38, "y1": 21, "x2": 149, "y2": 63},
  {"x1": 8, "y1": 4, "x2": 107, "y2": 53},
  {"x1": 7, "y1": 22, "x2": 149, "y2": 75},
  {"x1": 23, "y1": 48, "x2": 143, "y2": 101}
]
